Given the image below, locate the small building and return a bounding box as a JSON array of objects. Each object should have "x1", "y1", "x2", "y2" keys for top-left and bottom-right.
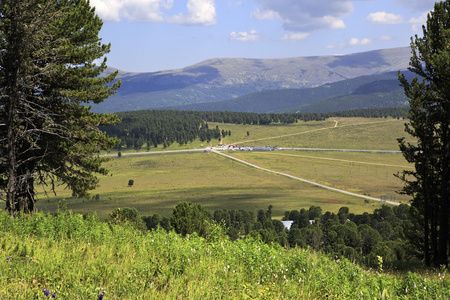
[
  {"x1": 281, "y1": 220, "x2": 315, "y2": 230},
  {"x1": 281, "y1": 221, "x2": 294, "y2": 231}
]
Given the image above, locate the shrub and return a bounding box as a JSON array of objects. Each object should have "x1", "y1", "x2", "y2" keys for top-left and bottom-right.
[
  {"x1": 171, "y1": 202, "x2": 210, "y2": 237},
  {"x1": 108, "y1": 207, "x2": 147, "y2": 232}
]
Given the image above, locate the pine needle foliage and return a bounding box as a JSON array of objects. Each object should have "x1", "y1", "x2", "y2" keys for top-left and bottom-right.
[
  {"x1": 0, "y1": 0, "x2": 121, "y2": 215},
  {"x1": 397, "y1": 0, "x2": 450, "y2": 267}
]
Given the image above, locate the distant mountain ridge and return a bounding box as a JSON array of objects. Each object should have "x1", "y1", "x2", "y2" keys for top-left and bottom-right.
[
  {"x1": 168, "y1": 71, "x2": 414, "y2": 113},
  {"x1": 94, "y1": 47, "x2": 412, "y2": 113}
]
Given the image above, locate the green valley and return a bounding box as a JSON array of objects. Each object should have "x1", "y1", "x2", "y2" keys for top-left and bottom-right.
[{"x1": 37, "y1": 116, "x2": 412, "y2": 219}]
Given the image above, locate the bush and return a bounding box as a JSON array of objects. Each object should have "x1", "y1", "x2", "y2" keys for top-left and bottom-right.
[
  {"x1": 171, "y1": 202, "x2": 210, "y2": 237},
  {"x1": 108, "y1": 207, "x2": 147, "y2": 232}
]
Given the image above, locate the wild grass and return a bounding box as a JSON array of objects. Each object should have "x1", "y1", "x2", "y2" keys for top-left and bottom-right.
[{"x1": 1, "y1": 211, "x2": 448, "y2": 299}]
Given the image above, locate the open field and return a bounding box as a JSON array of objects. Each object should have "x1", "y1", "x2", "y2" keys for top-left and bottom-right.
[
  {"x1": 220, "y1": 117, "x2": 413, "y2": 150},
  {"x1": 225, "y1": 150, "x2": 410, "y2": 202},
  {"x1": 36, "y1": 117, "x2": 413, "y2": 219},
  {"x1": 36, "y1": 152, "x2": 388, "y2": 220}
]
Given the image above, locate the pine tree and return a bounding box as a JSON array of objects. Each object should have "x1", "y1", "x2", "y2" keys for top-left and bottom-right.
[
  {"x1": 397, "y1": 0, "x2": 450, "y2": 267},
  {"x1": 0, "y1": 0, "x2": 120, "y2": 215}
]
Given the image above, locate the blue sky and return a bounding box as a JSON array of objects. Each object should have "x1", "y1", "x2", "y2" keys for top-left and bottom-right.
[{"x1": 90, "y1": 0, "x2": 437, "y2": 72}]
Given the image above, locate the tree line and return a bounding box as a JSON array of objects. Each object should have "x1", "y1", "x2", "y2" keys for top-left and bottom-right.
[
  {"x1": 195, "y1": 107, "x2": 407, "y2": 122},
  {"x1": 112, "y1": 202, "x2": 419, "y2": 269},
  {"x1": 100, "y1": 110, "x2": 223, "y2": 150}
]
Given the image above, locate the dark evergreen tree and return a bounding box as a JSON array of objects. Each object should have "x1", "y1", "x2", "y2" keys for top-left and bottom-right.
[
  {"x1": 0, "y1": 0, "x2": 120, "y2": 215},
  {"x1": 397, "y1": 0, "x2": 450, "y2": 266},
  {"x1": 171, "y1": 202, "x2": 210, "y2": 237}
]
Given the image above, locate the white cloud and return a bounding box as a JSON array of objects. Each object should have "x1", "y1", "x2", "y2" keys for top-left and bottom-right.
[
  {"x1": 169, "y1": 0, "x2": 217, "y2": 25},
  {"x1": 379, "y1": 35, "x2": 393, "y2": 41},
  {"x1": 408, "y1": 12, "x2": 427, "y2": 31},
  {"x1": 280, "y1": 31, "x2": 310, "y2": 41},
  {"x1": 366, "y1": 12, "x2": 404, "y2": 24},
  {"x1": 349, "y1": 37, "x2": 373, "y2": 45},
  {"x1": 251, "y1": 7, "x2": 280, "y2": 21},
  {"x1": 90, "y1": 0, "x2": 174, "y2": 22},
  {"x1": 322, "y1": 15, "x2": 346, "y2": 29},
  {"x1": 229, "y1": 29, "x2": 259, "y2": 42},
  {"x1": 90, "y1": 0, "x2": 121, "y2": 22},
  {"x1": 254, "y1": 0, "x2": 359, "y2": 33},
  {"x1": 90, "y1": 0, "x2": 216, "y2": 25}
]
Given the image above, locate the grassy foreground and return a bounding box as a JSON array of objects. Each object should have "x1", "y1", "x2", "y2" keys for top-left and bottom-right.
[{"x1": 1, "y1": 211, "x2": 449, "y2": 299}]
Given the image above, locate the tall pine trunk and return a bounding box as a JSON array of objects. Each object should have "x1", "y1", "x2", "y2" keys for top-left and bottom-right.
[
  {"x1": 5, "y1": 2, "x2": 20, "y2": 216},
  {"x1": 438, "y1": 122, "x2": 450, "y2": 266}
]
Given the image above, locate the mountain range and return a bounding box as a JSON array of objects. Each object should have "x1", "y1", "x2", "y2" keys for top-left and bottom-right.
[
  {"x1": 167, "y1": 71, "x2": 415, "y2": 113},
  {"x1": 94, "y1": 47, "x2": 414, "y2": 114}
]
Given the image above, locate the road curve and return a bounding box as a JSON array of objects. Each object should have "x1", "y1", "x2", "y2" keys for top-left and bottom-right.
[{"x1": 212, "y1": 150, "x2": 400, "y2": 206}]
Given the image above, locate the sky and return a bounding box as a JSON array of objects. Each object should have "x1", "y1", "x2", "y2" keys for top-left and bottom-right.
[{"x1": 89, "y1": 0, "x2": 438, "y2": 73}]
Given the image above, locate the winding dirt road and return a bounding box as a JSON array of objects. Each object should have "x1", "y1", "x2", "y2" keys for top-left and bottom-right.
[{"x1": 212, "y1": 150, "x2": 400, "y2": 206}]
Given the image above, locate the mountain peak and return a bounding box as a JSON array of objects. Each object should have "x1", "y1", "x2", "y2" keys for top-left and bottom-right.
[{"x1": 95, "y1": 47, "x2": 412, "y2": 113}]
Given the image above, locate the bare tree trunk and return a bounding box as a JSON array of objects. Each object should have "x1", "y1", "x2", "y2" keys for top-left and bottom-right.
[
  {"x1": 5, "y1": 2, "x2": 20, "y2": 216},
  {"x1": 424, "y1": 200, "x2": 431, "y2": 267},
  {"x1": 438, "y1": 122, "x2": 450, "y2": 266},
  {"x1": 6, "y1": 102, "x2": 17, "y2": 216}
]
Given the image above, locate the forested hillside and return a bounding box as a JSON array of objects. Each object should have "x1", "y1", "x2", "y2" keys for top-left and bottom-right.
[
  {"x1": 101, "y1": 110, "x2": 222, "y2": 150},
  {"x1": 289, "y1": 79, "x2": 409, "y2": 113}
]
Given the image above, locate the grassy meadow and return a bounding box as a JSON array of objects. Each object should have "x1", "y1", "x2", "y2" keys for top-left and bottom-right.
[
  {"x1": 1, "y1": 211, "x2": 449, "y2": 299},
  {"x1": 220, "y1": 117, "x2": 413, "y2": 150},
  {"x1": 226, "y1": 151, "x2": 411, "y2": 202},
  {"x1": 36, "y1": 117, "x2": 413, "y2": 219}
]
